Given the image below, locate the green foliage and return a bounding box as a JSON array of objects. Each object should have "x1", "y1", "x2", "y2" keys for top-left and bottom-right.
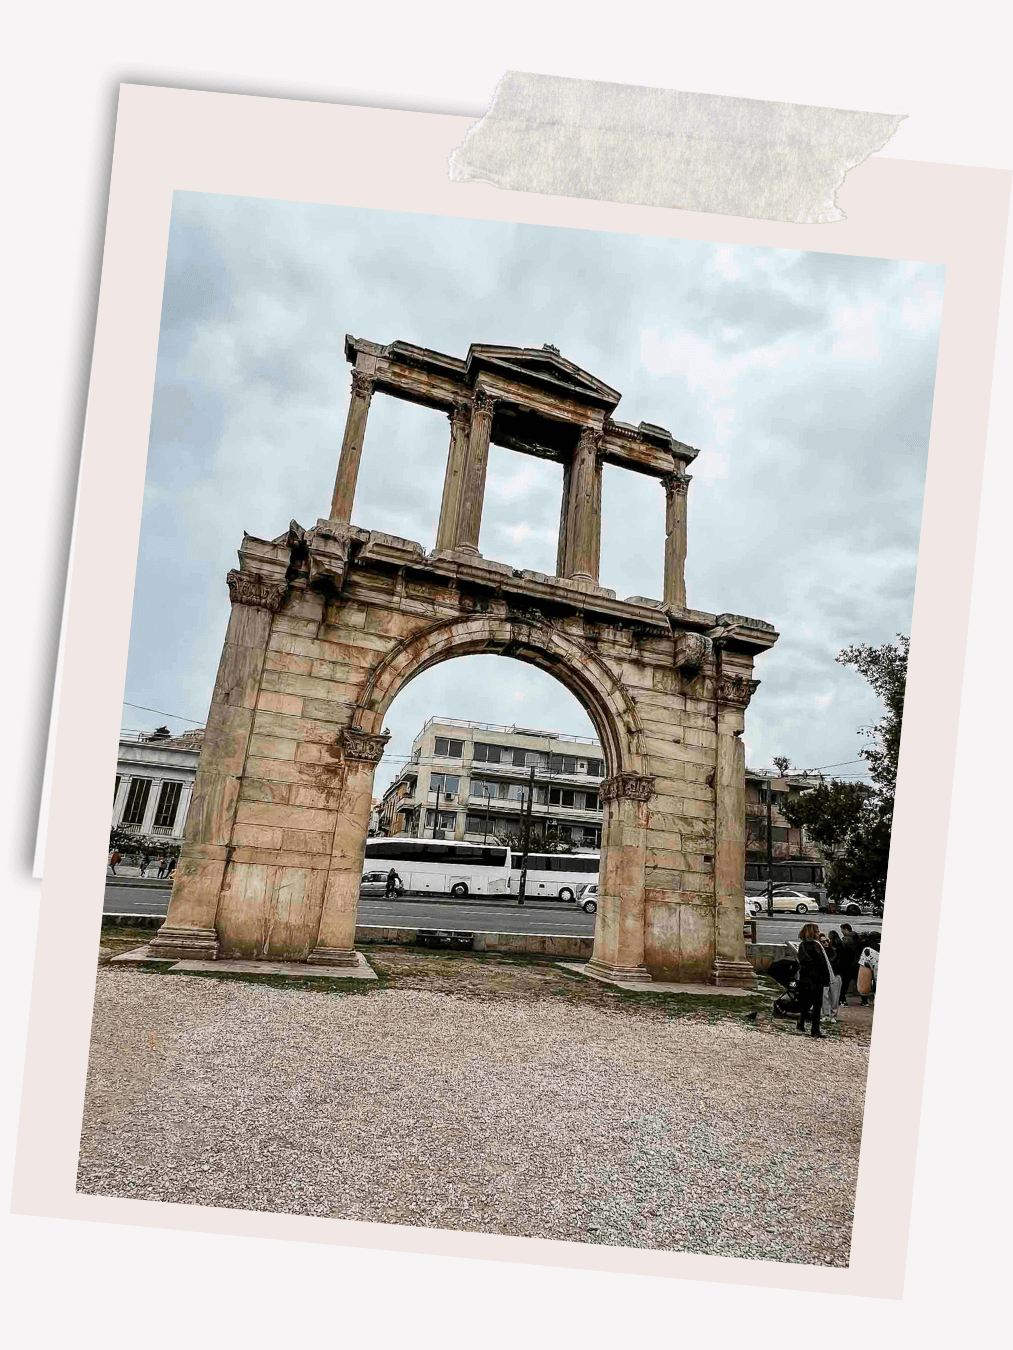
[
  {"x1": 108, "y1": 826, "x2": 181, "y2": 860},
  {"x1": 784, "y1": 634, "x2": 908, "y2": 906}
]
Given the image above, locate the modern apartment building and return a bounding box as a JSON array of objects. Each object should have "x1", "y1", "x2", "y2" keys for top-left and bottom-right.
[
  {"x1": 378, "y1": 717, "x2": 605, "y2": 850},
  {"x1": 111, "y1": 727, "x2": 204, "y2": 842},
  {"x1": 744, "y1": 770, "x2": 822, "y2": 864}
]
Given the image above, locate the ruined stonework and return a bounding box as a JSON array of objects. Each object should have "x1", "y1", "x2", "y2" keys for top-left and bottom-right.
[{"x1": 152, "y1": 339, "x2": 777, "y2": 985}]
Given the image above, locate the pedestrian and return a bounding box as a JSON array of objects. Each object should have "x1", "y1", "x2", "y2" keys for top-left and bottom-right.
[
  {"x1": 156, "y1": 854, "x2": 168, "y2": 879},
  {"x1": 795, "y1": 922, "x2": 831, "y2": 1038},
  {"x1": 108, "y1": 849, "x2": 121, "y2": 876},
  {"x1": 837, "y1": 922, "x2": 861, "y2": 1006},
  {"x1": 139, "y1": 853, "x2": 150, "y2": 878},
  {"x1": 857, "y1": 944, "x2": 879, "y2": 1005},
  {"x1": 818, "y1": 932, "x2": 843, "y2": 1018},
  {"x1": 385, "y1": 866, "x2": 402, "y2": 898},
  {"x1": 167, "y1": 856, "x2": 177, "y2": 879}
]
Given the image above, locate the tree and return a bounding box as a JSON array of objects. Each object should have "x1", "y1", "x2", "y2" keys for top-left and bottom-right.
[
  {"x1": 782, "y1": 634, "x2": 908, "y2": 907},
  {"x1": 771, "y1": 755, "x2": 793, "y2": 776},
  {"x1": 780, "y1": 779, "x2": 870, "y2": 862}
]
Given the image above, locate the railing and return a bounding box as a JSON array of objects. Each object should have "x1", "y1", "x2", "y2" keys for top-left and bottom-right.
[
  {"x1": 119, "y1": 730, "x2": 204, "y2": 748},
  {"x1": 420, "y1": 715, "x2": 599, "y2": 746},
  {"x1": 151, "y1": 825, "x2": 176, "y2": 836}
]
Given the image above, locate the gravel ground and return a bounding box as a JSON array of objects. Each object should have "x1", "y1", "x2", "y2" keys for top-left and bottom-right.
[{"x1": 78, "y1": 967, "x2": 867, "y2": 1266}]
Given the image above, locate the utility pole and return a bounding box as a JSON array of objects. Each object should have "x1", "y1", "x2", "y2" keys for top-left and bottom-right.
[
  {"x1": 766, "y1": 776, "x2": 775, "y2": 919},
  {"x1": 517, "y1": 765, "x2": 535, "y2": 906}
]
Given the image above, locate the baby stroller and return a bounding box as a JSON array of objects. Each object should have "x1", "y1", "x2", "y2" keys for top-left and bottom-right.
[{"x1": 768, "y1": 958, "x2": 803, "y2": 1018}]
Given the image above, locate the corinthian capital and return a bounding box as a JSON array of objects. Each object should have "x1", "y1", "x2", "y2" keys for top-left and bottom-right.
[
  {"x1": 226, "y1": 570, "x2": 287, "y2": 612},
  {"x1": 350, "y1": 370, "x2": 375, "y2": 402},
  {"x1": 448, "y1": 399, "x2": 472, "y2": 429},
  {"x1": 662, "y1": 469, "x2": 693, "y2": 500},
  {"x1": 717, "y1": 674, "x2": 761, "y2": 707},
  {"x1": 337, "y1": 726, "x2": 391, "y2": 763},
  {"x1": 600, "y1": 772, "x2": 656, "y2": 804},
  {"x1": 473, "y1": 389, "x2": 497, "y2": 417}
]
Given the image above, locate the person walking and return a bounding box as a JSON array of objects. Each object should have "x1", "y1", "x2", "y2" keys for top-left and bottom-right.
[
  {"x1": 108, "y1": 849, "x2": 121, "y2": 876},
  {"x1": 795, "y1": 922, "x2": 831, "y2": 1038},
  {"x1": 166, "y1": 856, "x2": 177, "y2": 879},
  {"x1": 384, "y1": 867, "x2": 402, "y2": 898},
  {"x1": 156, "y1": 854, "x2": 168, "y2": 879},
  {"x1": 139, "y1": 853, "x2": 150, "y2": 878}
]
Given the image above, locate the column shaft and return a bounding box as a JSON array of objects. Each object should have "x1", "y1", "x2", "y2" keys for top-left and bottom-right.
[
  {"x1": 151, "y1": 570, "x2": 286, "y2": 959},
  {"x1": 455, "y1": 392, "x2": 495, "y2": 554},
  {"x1": 312, "y1": 728, "x2": 390, "y2": 965},
  {"x1": 435, "y1": 402, "x2": 472, "y2": 552},
  {"x1": 663, "y1": 470, "x2": 692, "y2": 608},
  {"x1": 587, "y1": 774, "x2": 654, "y2": 981},
  {"x1": 711, "y1": 671, "x2": 759, "y2": 987},
  {"x1": 329, "y1": 370, "x2": 374, "y2": 524},
  {"x1": 563, "y1": 428, "x2": 603, "y2": 583}
]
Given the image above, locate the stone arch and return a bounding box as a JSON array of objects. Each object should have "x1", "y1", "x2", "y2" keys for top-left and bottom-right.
[{"x1": 354, "y1": 613, "x2": 648, "y2": 778}]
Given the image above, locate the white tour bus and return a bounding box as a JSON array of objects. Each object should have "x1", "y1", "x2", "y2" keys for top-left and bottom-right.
[
  {"x1": 508, "y1": 850, "x2": 600, "y2": 904},
  {"x1": 362, "y1": 837, "x2": 512, "y2": 897}
]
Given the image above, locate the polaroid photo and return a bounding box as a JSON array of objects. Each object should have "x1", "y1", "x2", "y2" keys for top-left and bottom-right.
[{"x1": 14, "y1": 86, "x2": 1010, "y2": 1299}]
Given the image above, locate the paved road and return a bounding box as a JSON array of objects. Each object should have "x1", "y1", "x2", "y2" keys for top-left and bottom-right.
[{"x1": 104, "y1": 884, "x2": 884, "y2": 941}]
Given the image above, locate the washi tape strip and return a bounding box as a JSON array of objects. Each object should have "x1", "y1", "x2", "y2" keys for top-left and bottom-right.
[{"x1": 449, "y1": 72, "x2": 905, "y2": 224}]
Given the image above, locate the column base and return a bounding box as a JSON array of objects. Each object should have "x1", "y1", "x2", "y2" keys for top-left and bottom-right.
[
  {"x1": 309, "y1": 946, "x2": 362, "y2": 968},
  {"x1": 710, "y1": 957, "x2": 756, "y2": 989},
  {"x1": 585, "y1": 957, "x2": 653, "y2": 983},
  {"x1": 148, "y1": 925, "x2": 220, "y2": 961}
]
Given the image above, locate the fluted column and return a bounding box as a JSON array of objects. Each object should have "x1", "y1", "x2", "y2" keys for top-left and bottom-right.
[
  {"x1": 662, "y1": 469, "x2": 692, "y2": 608},
  {"x1": 329, "y1": 370, "x2": 374, "y2": 524},
  {"x1": 562, "y1": 427, "x2": 603, "y2": 583},
  {"x1": 455, "y1": 391, "x2": 496, "y2": 555},
  {"x1": 435, "y1": 401, "x2": 472, "y2": 552},
  {"x1": 711, "y1": 672, "x2": 760, "y2": 988},
  {"x1": 312, "y1": 727, "x2": 391, "y2": 966}
]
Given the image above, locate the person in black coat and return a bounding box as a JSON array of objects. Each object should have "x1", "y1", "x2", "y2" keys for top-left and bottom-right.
[
  {"x1": 836, "y1": 923, "x2": 861, "y2": 1006},
  {"x1": 795, "y1": 923, "x2": 830, "y2": 1038}
]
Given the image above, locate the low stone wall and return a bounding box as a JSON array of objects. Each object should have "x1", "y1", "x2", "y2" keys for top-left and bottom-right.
[{"x1": 354, "y1": 925, "x2": 594, "y2": 959}]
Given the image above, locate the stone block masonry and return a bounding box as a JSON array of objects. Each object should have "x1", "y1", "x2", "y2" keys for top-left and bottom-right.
[{"x1": 151, "y1": 339, "x2": 778, "y2": 986}]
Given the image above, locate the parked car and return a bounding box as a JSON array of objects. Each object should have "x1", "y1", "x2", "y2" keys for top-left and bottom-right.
[
  {"x1": 360, "y1": 869, "x2": 402, "y2": 897},
  {"x1": 577, "y1": 883, "x2": 599, "y2": 913},
  {"x1": 745, "y1": 897, "x2": 764, "y2": 916},
  {"x1": 752, "y1": 889, "x2": 820, "y2": 915},
  {"x1": 835, "y1": 897, "x2": 883, "y2": 917}
]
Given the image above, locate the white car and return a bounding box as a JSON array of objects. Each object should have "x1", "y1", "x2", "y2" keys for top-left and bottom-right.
[
  {"x1": 576, "y1": 883, "x2": 599, "y2": 914},
  {"x1": 747, "y1": 890, "x2": 820, "y2": 915}
]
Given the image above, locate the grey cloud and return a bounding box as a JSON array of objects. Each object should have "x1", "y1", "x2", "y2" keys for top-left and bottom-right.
[{"x1": 123, "y1": 193, "x2": 943, "y2": 793}]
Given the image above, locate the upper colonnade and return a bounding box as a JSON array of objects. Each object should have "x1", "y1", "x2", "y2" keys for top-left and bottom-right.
[{"x1": 329, "y1": 337, "x2": 699, "y2": 609}]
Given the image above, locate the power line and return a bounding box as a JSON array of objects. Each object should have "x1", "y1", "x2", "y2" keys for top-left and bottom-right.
[{"x1": 123, "y1": 701, "x2": 204, "y2": 725}]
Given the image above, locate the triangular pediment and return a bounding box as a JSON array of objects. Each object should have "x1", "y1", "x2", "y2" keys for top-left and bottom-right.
[{"x1": 467, "y1": 344, "x2": 621, "y2": 407}]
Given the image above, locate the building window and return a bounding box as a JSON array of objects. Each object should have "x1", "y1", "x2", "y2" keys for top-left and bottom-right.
[
  {"x1": 121, "y1": 778, "x2": 152, "y2": 826},
  {"x1": 548, "y1": 788, "x2": 576, "y2": 807},
  {"x1": 549, "y1": 753, "x2": 578, "y2": 774},
  {"x1": 433, "y1": 736, "x2": 464, "y2": 758},
  {"x1": 472, "y1": 742, "x2": 500, "y2": 763},
  {"x1": 585, "y1": 758, "x2": 604, "y2": 777},
  {"x1": 425, "y1": 809, "x2": 458, "y2": 830},
  {"x1": 429, "y1": 772, "x2": 460, "y2": 795},
  {"x1": 154, "y1": 781, "x2": 183, "y2": 830},
  {"x1": 113, "y1": 775, "x2": 121, "y2": 802},
  {"x1": 583, "y1": 792, "x2": 599, "y2": 812},
  {"x1": 581, "y1": 827, "x2": 600, "y2": 848}
]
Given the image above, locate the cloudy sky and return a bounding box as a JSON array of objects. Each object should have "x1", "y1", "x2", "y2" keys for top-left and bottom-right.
[{"x1": 126, "y1": 192, "x2": 944, "y2": 794}]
